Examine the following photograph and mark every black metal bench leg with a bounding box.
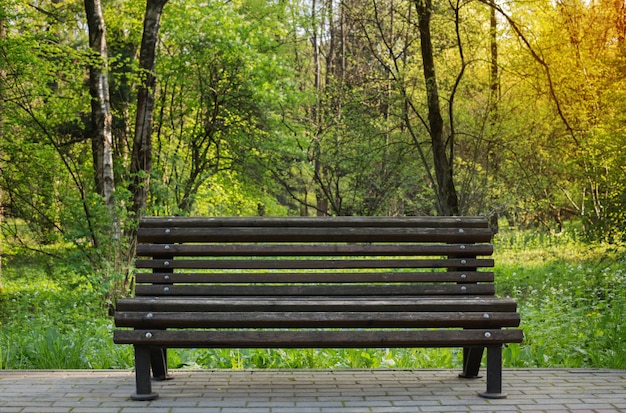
[459,346,484,378]
[150,347,173,381]
[479,345,507,399]
[131,345,159,401]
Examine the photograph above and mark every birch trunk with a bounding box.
[84,0,119,238]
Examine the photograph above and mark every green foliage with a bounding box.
[495,224,626,369]
[3,0,626,253]
[147,0,294,215]
[2,227,625,370]
[166,348,458,370]
[2,0,626,372]
[0,0,133,294]
[0,249,134,369]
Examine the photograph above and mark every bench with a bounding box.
[113,216,523,400]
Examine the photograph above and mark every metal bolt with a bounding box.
[164,245,171,250]
[163,287,170,293]
[461,286,467,292]
[164,261,170,267]
[460,245,466,249]
[146,313,153,319]
[484,332,492,338]
[165,228,171,234]
[460,274,467,280]
[458,228,465,233]
[145,332,153,338]
[164,275,170,281]
[483,313,490,319]
[461,259,467,265]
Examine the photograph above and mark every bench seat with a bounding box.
[113,216,522,400]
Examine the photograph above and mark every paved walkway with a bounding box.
[0,369,624,412]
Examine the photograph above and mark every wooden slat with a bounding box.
[114,311,521,329]
[135,243,494,258]
[134,284,495,297]
[115,296,518,313]
[139,216,490,229]
[134,258,494,270]
[135,271,495,284]
[136,227,493,244]
[113,328,524,347]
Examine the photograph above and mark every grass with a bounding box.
[495,226,626,369]
[0,225,624,370]
[0,250,133,369]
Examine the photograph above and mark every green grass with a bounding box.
[495,226,626,369]
[1,226,624,370]
[0,250,133,369]
[165,347,459,370]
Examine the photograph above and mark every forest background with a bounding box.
[0,0,625,369]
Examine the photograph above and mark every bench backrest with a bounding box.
[133,216,495,299]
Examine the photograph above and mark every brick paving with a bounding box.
[0,369,624,412]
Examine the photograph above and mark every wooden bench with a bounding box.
[113,216,522,400]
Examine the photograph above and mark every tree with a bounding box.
[0,2,5,291]
[129,0,169,220]
[84,0,119,238]
[146,0,292,216]
[480,0,626,236]
[277,0,428,216]
[414,0,459,215]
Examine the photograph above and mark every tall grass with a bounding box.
[0,250,133,369]
[1,226,624,370]
[495,226,626,369]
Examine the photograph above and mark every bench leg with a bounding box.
[131,345,159,401]
[459,346,484,378]
[479,345,507,399]
[150,347,173,381]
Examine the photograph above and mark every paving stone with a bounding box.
[272,408,321,413]
[0,369,624,412]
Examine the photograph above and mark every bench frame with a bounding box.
[114,216,522,400]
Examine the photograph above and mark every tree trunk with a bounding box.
[310,0,328,216]
[84,0,120,239]
[0,8,5,291]
[414,0,459,216]
[129,0,169,219]
[489,0,499,110]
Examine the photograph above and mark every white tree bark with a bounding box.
[84,0,119,238]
